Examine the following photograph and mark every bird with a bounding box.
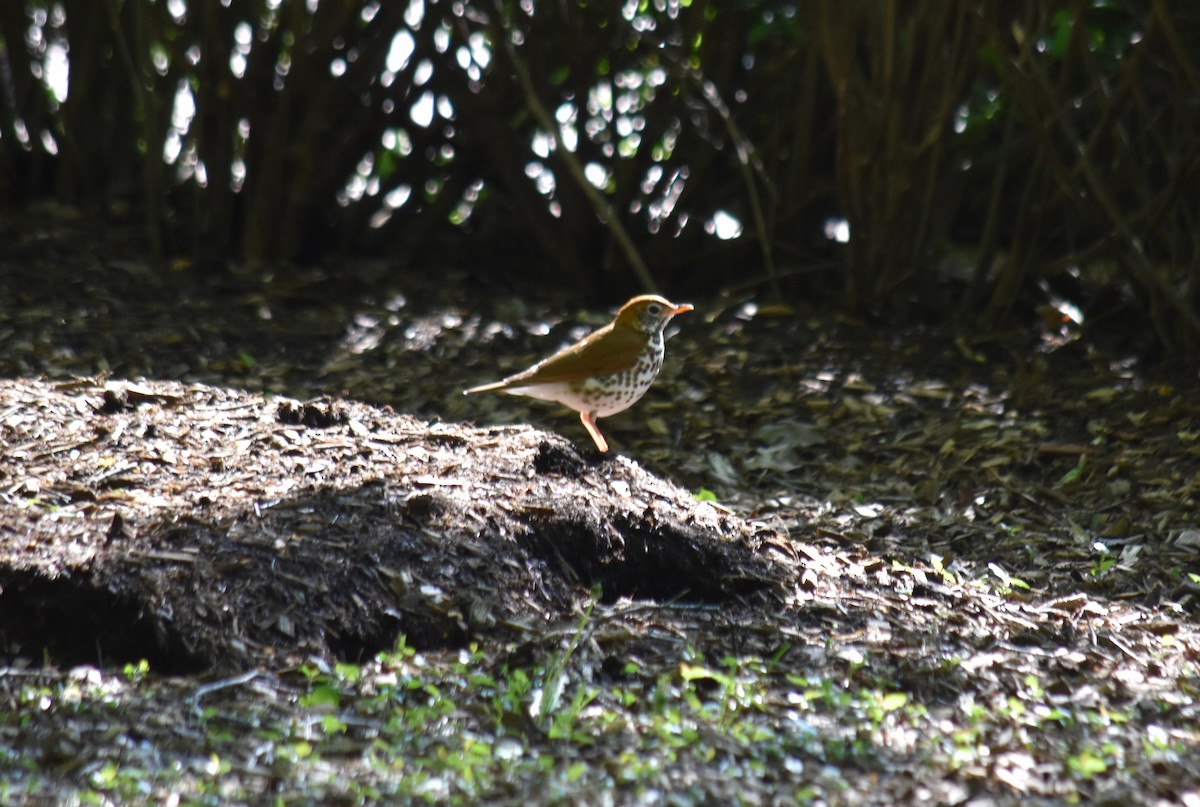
[464,295,694,452]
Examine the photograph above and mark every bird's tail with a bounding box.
[463,381,508,395]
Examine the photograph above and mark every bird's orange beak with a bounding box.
[672,303,695,315]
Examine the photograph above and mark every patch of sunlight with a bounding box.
[456,57,481,83]
[410,91,435,128]
[12,120,31,148]
[151,43,170,76]
[560,125,579,151]
[163,82,197,165]
[584,162,610,190]
[555,103,578,151]
[454,31,491,81]
[531,131,554,158]
[172,82,196,131]
[230,158,246,192]
[824,217,851,243]
[525,162,556,196]
[450,179,484,225]
[584,114,607,142]
[468,32,491,68]
[954,103,969,134]
[616,87,643,115]
[45,43,69,103]
[641,164,663,194]
[404,0,424,28]
[617,70,644,91]
[387,30,416,73]
[646,166,688,233]
[707,210,743,240]
[342,174,367,205]
[382,128,412,156]
[630,13,656,33]
[589,82,613,115]
[651,124,680,162]
[414,59,434,85]
[369,185,412,229]
[230,21,253,79]
[616,115,644,142]
[335,154,377,206]
[356,154,374,179]
[387,185,412,209]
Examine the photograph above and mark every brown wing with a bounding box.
[492,322,644,388]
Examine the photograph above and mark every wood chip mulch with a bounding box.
[0,377,785,671]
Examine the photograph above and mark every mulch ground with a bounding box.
[0,378,782,671]
[3,211,1200,803]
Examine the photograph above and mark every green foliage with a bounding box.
[0,619,1186,804]
[122,659,150,683]
[1090,543,1117,578]
[1057,456,1086,487]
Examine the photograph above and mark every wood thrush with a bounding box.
[464,295,694,452]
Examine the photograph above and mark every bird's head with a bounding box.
[615,294,694,335]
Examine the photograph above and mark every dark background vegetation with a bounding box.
[2,0,1199,350]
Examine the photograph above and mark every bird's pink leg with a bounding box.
[579,411,609,452]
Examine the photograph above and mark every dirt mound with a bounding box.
[0,379,785,671]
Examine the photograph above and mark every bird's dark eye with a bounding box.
[647,303,662,316]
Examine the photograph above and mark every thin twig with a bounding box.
[500,25,659,294]
[193,670,261,716]
[693,77,780,299]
